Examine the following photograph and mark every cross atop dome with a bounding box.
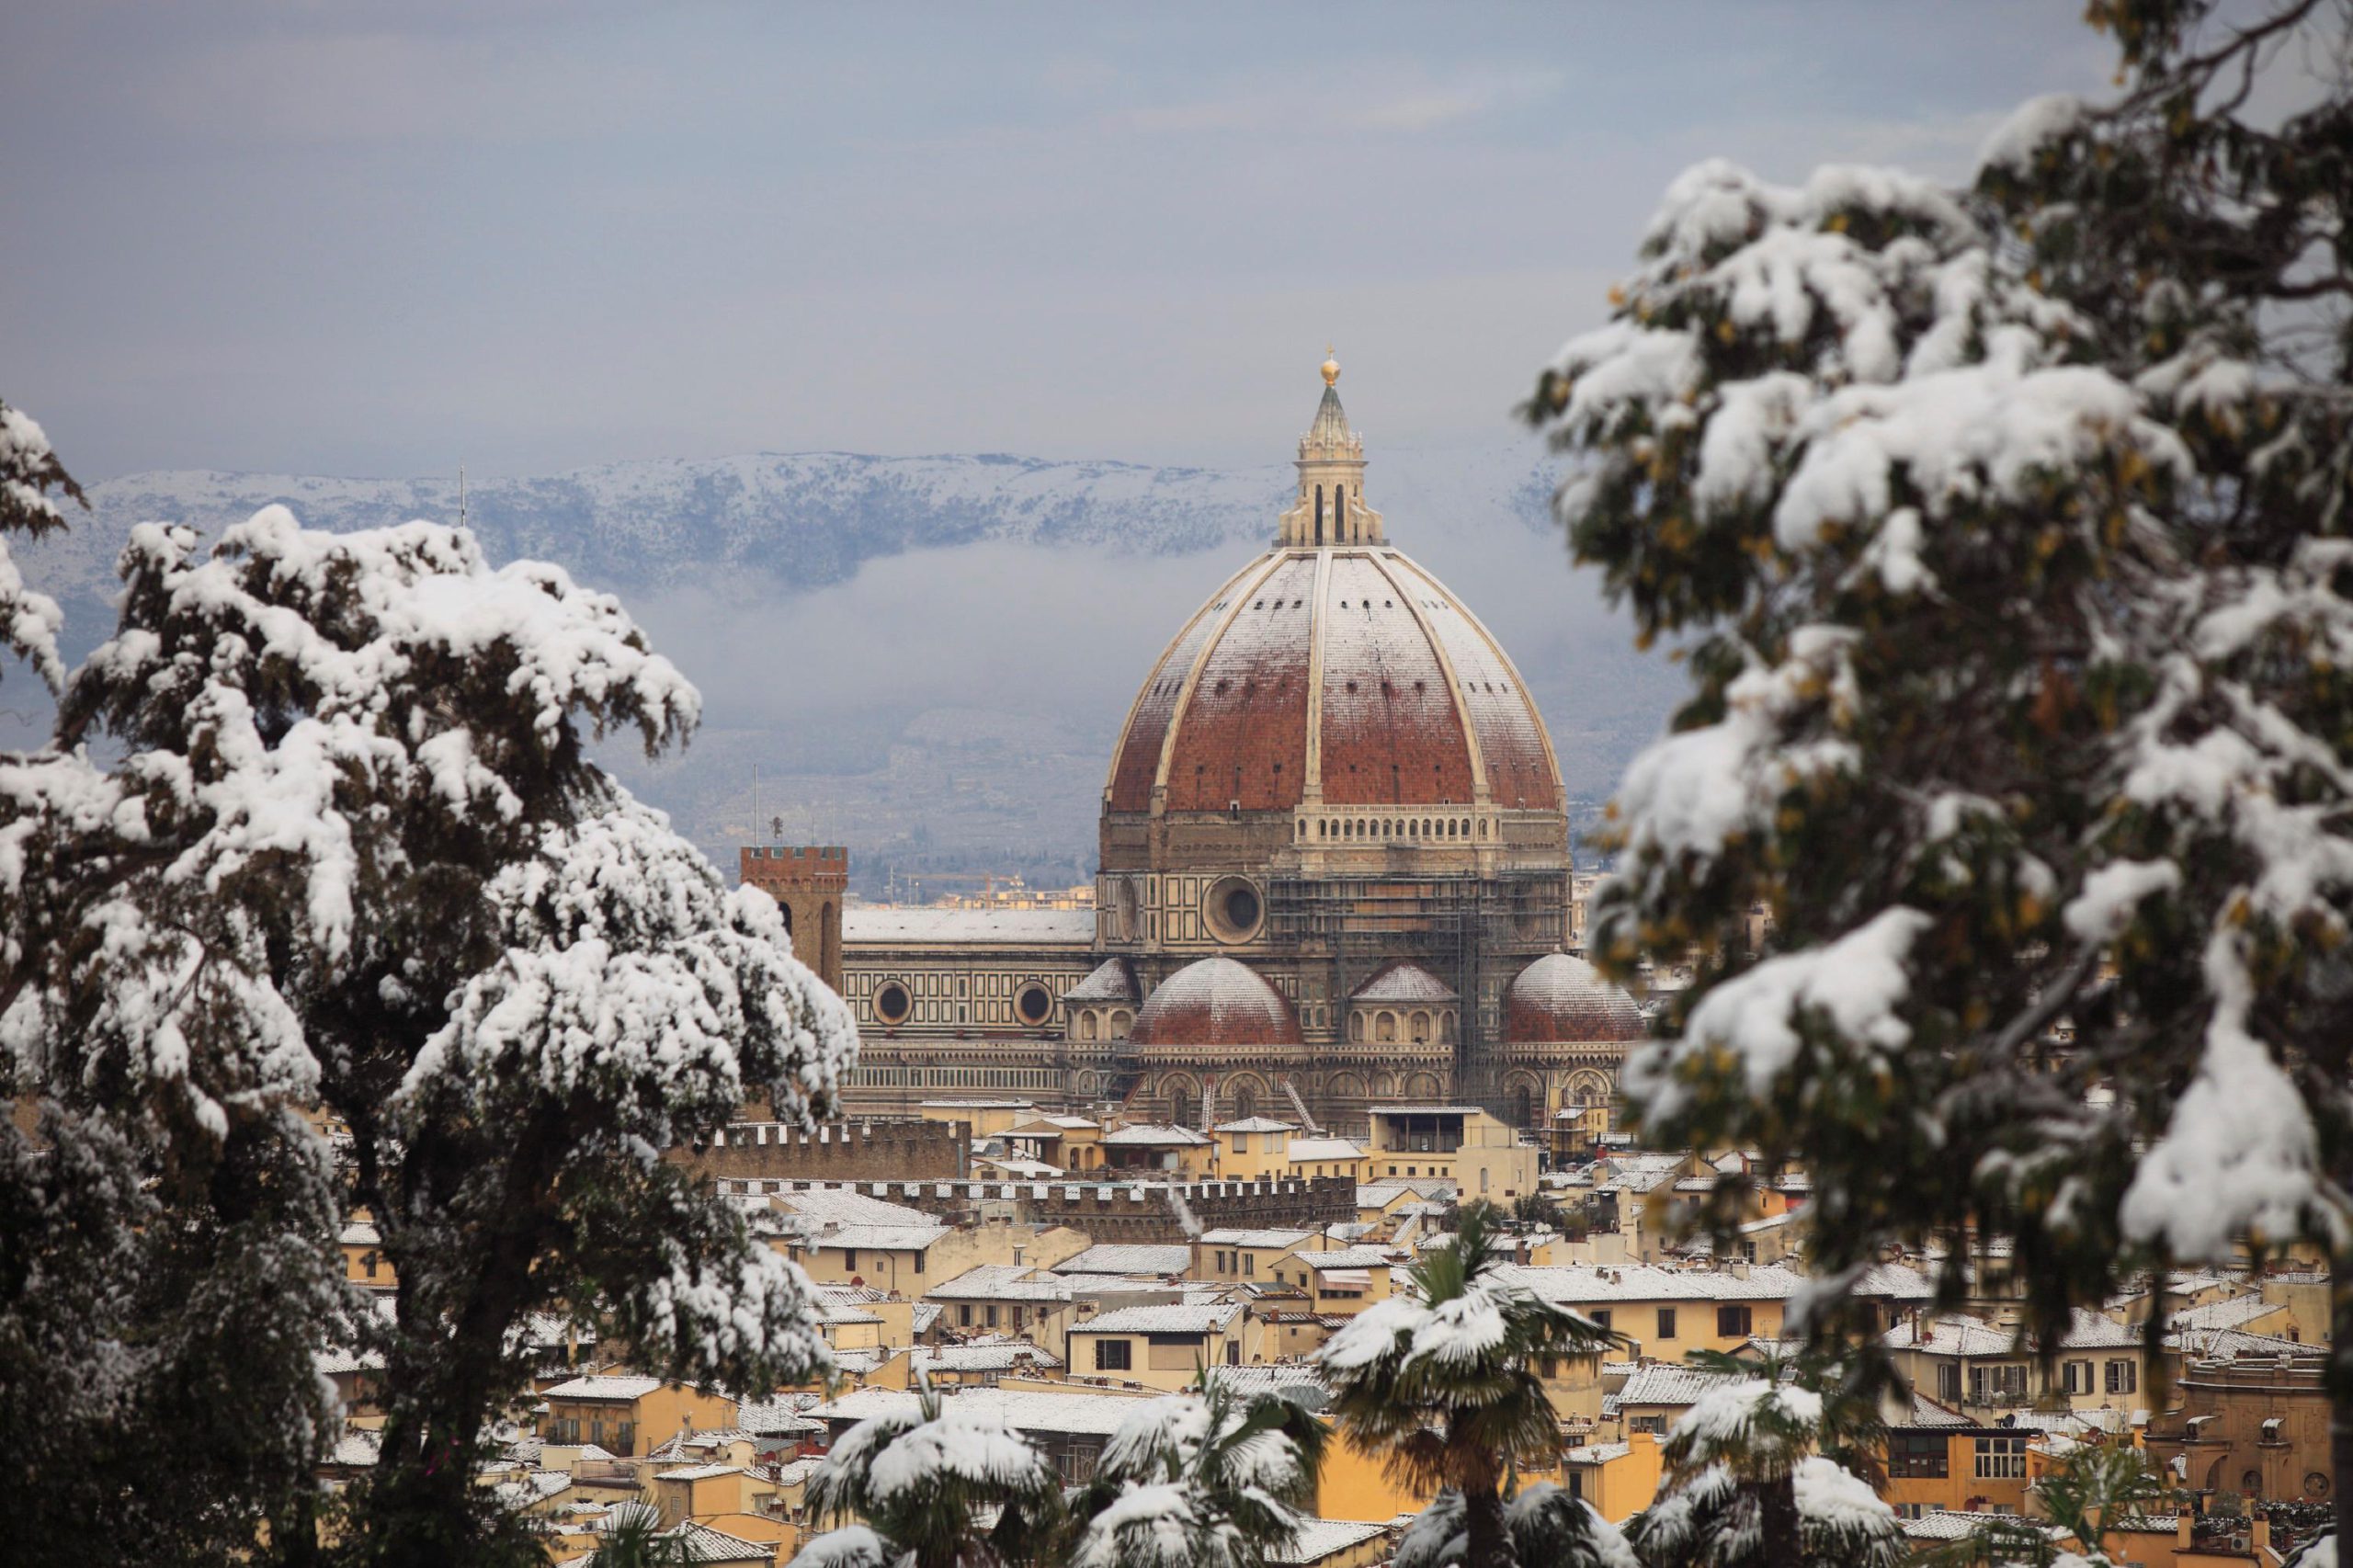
[1279,351,1383,548]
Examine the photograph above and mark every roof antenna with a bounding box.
[458,462,467,529]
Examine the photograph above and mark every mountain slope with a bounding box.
[14,444,1674,887]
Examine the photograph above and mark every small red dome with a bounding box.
[1130,958,1303,1049]
[1505,953,1644,1044]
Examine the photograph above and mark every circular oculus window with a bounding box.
[872,982,912,1026]
[1204,876,1264,943]
[1016,983,1053,1026]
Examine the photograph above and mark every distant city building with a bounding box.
[832,359,1644,1131]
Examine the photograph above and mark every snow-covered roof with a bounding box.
[2058,1310,2143,1348]
[925,1265,1071,1302]
[1617,1363,1733,1408]
[1902,1513,2069,1544]
[543,1375,668,1401]
[1498,1263,1805,1302]
[1053,1244,1192,1276]
[904,1341,1064,1372]
[1062,956,1140,1003]
[1203,1363,1331,1408]
[1290,1138,1368,1164]
[1212,1116,1298,1133]
[654,1462,750,1483]
[1273,1518,1391,1564]
[1882,1314,2018,1357]
[1851,1262,1935,1300]
[1900,1392,1974,1428]
[844,907,1095,945]
[1199,1227,1314,1249]
[330,1429,382,1468]
[1566,1441,1632,1464]
[2170,1327,2322,1362]
[768,1187,939,1230]
[659,1521,777,1563]
[1073,1301,1244,1335]
[1295,1247,1394,1271]
[800,1223,949,1253]
[808,1386,1150,1438]
[339,1220,381,1245]
[1100,1123,1213,1146]
[736,1395,822,1437]
[1008,1114,1101,1133]
[2166,1294,2284,1332]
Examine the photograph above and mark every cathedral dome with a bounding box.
[1505,953,1644,1044]
[1129,957,1303,1049]
[1103,365,1562,821]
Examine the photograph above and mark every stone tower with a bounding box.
[740,845,847,994]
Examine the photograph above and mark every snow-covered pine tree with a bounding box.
[1,466,858,1563]
[0,397,76,690]
[1525,0,2352,1538]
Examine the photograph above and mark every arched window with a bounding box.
[1410,1010,1431,1043]
[1336,483,1347,539]
[1376,1012,1397,1043]
[1315,485,1324,544]
[1348,1012,1365,1042]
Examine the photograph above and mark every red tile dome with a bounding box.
[1102,369,1563,822]
[1129,958,1303,1049]
[1505,953,1644,1044]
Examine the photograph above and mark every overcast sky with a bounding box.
[4,2,2121,483]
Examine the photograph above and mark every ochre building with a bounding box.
[825,358,1643,1131]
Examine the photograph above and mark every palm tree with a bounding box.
[1392,1482,1638,1568]
[1066,1369,1327,1568]
[585,1505,691,1567]
[791,1381,1062,1568]
[1628,1365,1903,1568]
[1316,1204,1620,1568]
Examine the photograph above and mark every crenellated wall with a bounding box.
[676,1118,972,1182]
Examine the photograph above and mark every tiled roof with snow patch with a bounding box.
[1212,1116,1299,1133]
[654,1462,749,1483]
[1074,1301,1244,1335]
[906,1341,1063,1371]
[925,1265,1071,1301]
[543,1375,668,1401]
[1882,1314,2019,1357]
[1902,1513,2068,1544]
[1617,1363,1734,1408]
[1273,1518,1391,1564]
[1289,1138,1368,1164]
[1297,1247,1394,1270]
[808,1386,1151,1438]
[1199,1227,1314,1249]
[2167,1294,2285,1331]
[1497,1263,1806,1302]
[1100,1123,1213,1146]
[1053,1244,1192,1276]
